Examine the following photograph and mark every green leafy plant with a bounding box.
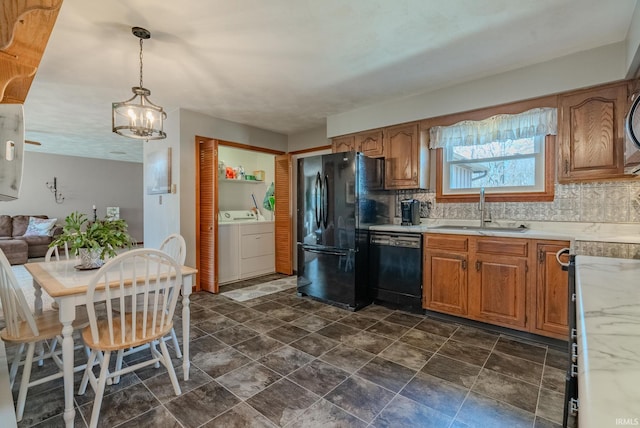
[50,211,134,259]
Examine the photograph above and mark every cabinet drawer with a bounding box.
[241,232,274,258]
[241,223,274,235]
[425,234,468,252]
[474,238,528,257]
[240,254,275,277]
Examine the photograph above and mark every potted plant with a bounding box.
[50,211,134,268]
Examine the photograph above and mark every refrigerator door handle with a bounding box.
[300,244,349,257]
[315,172,322,229]
[323,174,329,229]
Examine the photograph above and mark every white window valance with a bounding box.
[429,107,557,149]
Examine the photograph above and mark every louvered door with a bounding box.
[274,154,293,274]
[197,138,218,293]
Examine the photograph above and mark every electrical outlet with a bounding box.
[159,195,162,205]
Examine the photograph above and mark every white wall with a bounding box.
[2,151,143,241]
[327,42,629,137]
[626,1,640,77]
[288,125,329,152]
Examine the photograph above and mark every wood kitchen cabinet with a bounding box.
[558,81,628,182]
[468,238,529,329]
[423,234,469,315]
[383,122,428,189]
[331,135,356,153]
[423,233,569,338]
[355,129,384,158]
[532,241,570,339]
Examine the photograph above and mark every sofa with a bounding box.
[0,215,62,265]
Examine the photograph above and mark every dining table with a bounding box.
[24,257,197,428]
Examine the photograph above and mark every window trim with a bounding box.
[435,135,555,203]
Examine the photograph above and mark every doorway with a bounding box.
[196,138,289,293]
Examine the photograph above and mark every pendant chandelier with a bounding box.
[112,27,166,141]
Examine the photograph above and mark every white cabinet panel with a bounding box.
[218,224,240,284]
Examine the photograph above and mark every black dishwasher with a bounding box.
[369,231,423,311]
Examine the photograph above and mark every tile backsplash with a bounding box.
[395,181,640,259]
[396,181,640,224]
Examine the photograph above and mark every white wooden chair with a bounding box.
[78,248,182,428]
[44,242,71,263]
[159,234,186,358]
[0,248,88,422]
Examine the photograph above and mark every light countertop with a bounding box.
[575,255,640,427]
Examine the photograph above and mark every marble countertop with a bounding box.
[575,255,640,427]
[370,223,575,241]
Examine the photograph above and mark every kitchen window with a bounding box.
[430,107,557,202]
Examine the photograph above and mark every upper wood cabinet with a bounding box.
[383,122,428,189]
[331,135,356,153]
[557,82,628,182]
[355,130,384,158]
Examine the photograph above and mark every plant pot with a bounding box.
[78,248,104,269]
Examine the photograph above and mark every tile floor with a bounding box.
[6,273,572,427]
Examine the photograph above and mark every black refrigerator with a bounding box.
[297,152,384,310]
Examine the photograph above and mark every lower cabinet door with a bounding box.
[424,250,468,315]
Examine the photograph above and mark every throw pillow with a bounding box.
[23,217,58,237]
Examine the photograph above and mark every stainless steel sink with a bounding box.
[429,225,528,233]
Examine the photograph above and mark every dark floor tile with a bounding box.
[455,391,535,428]
[288,359,349,396]
[189,334,228,359]
[400,372,468,417]
[450,325,499,350]
[437,339,491,367]
[316,322,361,342]
[290,314,334,332]
[193,346,251,378]
[251,301,287,313]
[338,314,379,330]
[212,324,259,346]
[541,365,565,393]
[265,306,307,322]
[165,381,240,428]
[349,331,395,354]
[319,345,375,373]
[366,320,410,338]
[422,354,481,388]
[314,305,350,322]
[14,384,67,427]
[115,405,182,428]
[242,315,285,333]
[357,304,395,320]
[246,378,319,427]
[203,403,277,428]
[534,415,563,428]
[189,307,220,325]
[143,364,212,403]
[258,345,314,376]
[356,356,416,392]
[211,301,247,315]
[378,341,433,371]
[217,362,281,400]
[472,368,540,413]
[224,307,262,323]
[545,348,569,371]
[270,294,303,307]
[288,399,367,428]
[536,388,564,425]
[289,333,339,357]
[495,336,547,364]
[79,383,160,428]
[265,324,309,344]
[382,311,424,328]
[372,394,453,428]
[192,314,238,334]
[292,299,327,312]
[484,352,544,385]
[29,408,86,428]
[325,375,395,423]
[413,316,459,338]
[233,334,285,360]
[398,328,446,352]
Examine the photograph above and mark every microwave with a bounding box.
[625,93,640,174]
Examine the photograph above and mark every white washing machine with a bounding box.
[218,210,257,284]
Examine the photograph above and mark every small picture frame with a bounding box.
[146,148,172,194]
[106,207,120,220]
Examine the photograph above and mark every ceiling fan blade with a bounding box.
[25,140,42,146]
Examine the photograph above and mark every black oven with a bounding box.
[369,231,423,312]
[560,251,578,427]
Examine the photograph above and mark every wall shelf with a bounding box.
[219,178,265,184]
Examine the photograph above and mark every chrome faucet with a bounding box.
[479,187,486,228]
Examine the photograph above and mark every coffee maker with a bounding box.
[401,199,421,225]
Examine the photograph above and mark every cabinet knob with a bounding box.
[462,259,467,270]
[564,160,569,174]
[475,260,481,271]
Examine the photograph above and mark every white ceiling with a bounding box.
[22,0,638,163]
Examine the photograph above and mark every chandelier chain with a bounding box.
[139,38,144,88]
